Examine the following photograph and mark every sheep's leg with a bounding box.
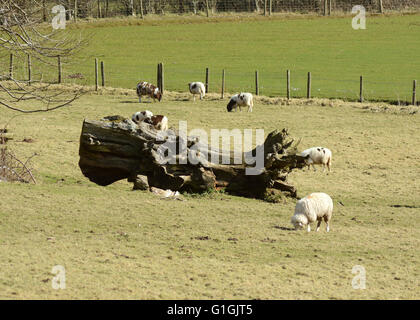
[307,224,311,232]
[316,220,322,232]
[324,216,330,232]
[138,95,142,103]
[312,164,317,171]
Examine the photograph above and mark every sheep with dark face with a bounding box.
[227,92,254,112]
[136,81,162,103]
[132,110,153,123]
[291,192,333,232]
[188,82,206,101]
[301,147,332,172]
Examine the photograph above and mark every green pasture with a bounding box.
[0,89,419,299]
[13,13,419,103]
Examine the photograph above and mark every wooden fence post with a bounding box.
[160,63,164,94]
[95,58,99,91]
[9,53,13,79]
[100,61,105,87]
[27,54,32,85]
[328,0,332,15]
[269,0,272,15]
[287,70,291,100]
[221,69,225,99]
[264,0,267,16]
[205,67,209,94]
[58,55,62,84]
[157,63,160,89]
[359,75,363,103]
[157,63,164,94]
[323,0,327,16]
[307,72,311,99]
[413,80,417,106]
[255,70,259,96]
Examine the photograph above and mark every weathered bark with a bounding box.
[78,116,309,201]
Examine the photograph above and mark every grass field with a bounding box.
[14,12,419,103]
[0,88,419,299]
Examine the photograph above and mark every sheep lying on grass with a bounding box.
[291,192,333,232]
[301,147,332,172]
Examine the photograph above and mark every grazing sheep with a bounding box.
[188,82,206,101]
[227,92,254,112]
[301,147,332,172]
[291,192,333,232]
[136,81,162,103]
[132,110,153,123]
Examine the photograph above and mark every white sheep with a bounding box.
[301,147,332,172]
[227,92,254,112]
[188,82,206,101]
[291,192,333,232]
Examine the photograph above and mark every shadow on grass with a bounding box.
[273,225,295,231]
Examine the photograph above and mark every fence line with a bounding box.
[1,55,418,105]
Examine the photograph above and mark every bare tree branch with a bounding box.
[0,0,86,113]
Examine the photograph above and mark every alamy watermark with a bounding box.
[352,5,366,30]
[351,265,366,289]
[52,5,66,30]
[51,265,66,289]
[155,121,265,176]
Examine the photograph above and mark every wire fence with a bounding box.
[2,54,417,105]
[43,0,420,20]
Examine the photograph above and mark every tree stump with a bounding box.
[78,116,309,201]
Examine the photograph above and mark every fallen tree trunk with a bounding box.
[78,116,309,201]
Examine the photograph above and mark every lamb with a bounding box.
[291,192,333,232]
[301,147,332,172]
[226,92,254,112]
[188,82,206,101]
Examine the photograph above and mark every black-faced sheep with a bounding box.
[227,92,254,112]
[136,81,162,103]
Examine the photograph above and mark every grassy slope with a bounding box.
[45,13,420,102]
[0,90,419,299]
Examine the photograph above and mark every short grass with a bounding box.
[0,89,419,299]
[19,13,420,103]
